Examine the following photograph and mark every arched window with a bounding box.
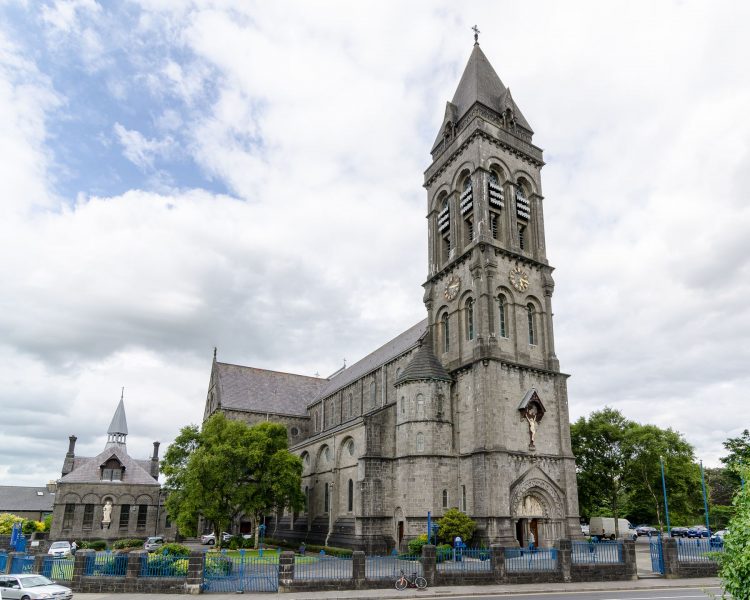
[347,479,354,512]
[461,485,467,511]
[498,294,507,338]
[442,312,450,353]
[518,224,526,250]
[461,177,474,244]
[324,483,329,513]
[416,393,425,418]
[488,172,504,240]
[442,489,448,508]
[437,394,444,416]
[527,303,536,345]
[400,396,405,415]
[347,393,353,418]
[438,193,450,263]
[416,432,425,453]
[347,439,355,456]
[370,381,377,407]
[465,298,475,341]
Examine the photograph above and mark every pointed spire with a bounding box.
[105,389,129,449]
[451,44,507,122]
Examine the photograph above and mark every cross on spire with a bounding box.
[472,24,480,45]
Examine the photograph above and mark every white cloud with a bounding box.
[113,123,176,170]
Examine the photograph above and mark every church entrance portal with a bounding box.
[515,518,540,547]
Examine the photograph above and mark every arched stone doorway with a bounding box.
[394,507,405,550]
[510,477,564,548]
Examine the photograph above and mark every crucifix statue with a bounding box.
[472,25,480,45]
[525,404,539,446]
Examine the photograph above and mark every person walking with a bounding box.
[528,531,535,550]
[71,540,77,556]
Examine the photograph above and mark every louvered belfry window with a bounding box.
[488,173,504,209]
[516,185,531,221]
[460,178,473,216]
[437,197,450,233]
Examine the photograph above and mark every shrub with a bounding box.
[437,508,476,545]
[716,468,750,600]
[42,515,53,532]
[0,513,23,535]
[436,544,452,562]
[159,542,190,556]
[205,554,232,576]
[407,534,428,555]
[112,538,145,550]
[80,540,107,551]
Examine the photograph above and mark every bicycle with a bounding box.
[394,569,427,590]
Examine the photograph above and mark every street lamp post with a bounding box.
[660,456,671,535]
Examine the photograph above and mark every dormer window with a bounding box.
[101,457,124,481]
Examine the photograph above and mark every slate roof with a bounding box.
[216,363,328,416]
[59,445,158,486]
[0,486,54,513]
[107,396,128,435]
[312,319,428,403]
[394,333,452,385]
[432,44,532,151]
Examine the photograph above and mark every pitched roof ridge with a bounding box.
[216,361,327,382]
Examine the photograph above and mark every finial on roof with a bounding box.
[120,386,124,401]
[343,358,347,368]
[472,24,480,45]
[213,347,217,361]
[106,390,129,450]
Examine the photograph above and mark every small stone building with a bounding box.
[49,394,173,542]
[203,42,582,552]
[0,484,55,521]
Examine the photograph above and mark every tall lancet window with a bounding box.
[442,312,450,353]
[461,177,474,245]
[527,303,537,345]
[437,194,451,263]
[465,298,475,341]
[498,294,508,338]
[488,172,504,240]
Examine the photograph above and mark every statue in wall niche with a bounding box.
[525,404,539,446]
[102,499,113,528]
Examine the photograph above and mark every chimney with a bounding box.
[150,441,160,479]
[62,435,77,477]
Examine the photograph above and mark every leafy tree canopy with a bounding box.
[720,429,750,481]
[572,408,702,531]
[717,467,750,600]
[162,413,304,542]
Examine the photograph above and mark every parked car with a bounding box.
[200,531,233,545]
[635,525,658,537]
[0,573,73,599]
[47,540,72,558]
[144,536,164,551]
[687,525,710,538]
[670,526,689,537]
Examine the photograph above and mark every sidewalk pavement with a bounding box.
[73,576,722,600]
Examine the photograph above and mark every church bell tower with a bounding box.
[422,37,581,545]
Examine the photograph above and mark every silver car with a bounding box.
[47,541,72,558]
[0,573,73,599]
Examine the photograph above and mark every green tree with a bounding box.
[162,413,305,546]
[0,513,23,534]
[720,429,750,484]
[437,508,476,545]
[571,408,631,533]
[716,468,750,600]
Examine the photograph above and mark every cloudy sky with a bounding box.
[1,0,748,487]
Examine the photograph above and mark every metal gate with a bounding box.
[203,552,278,593]
[649,537,664,574]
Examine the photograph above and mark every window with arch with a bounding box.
[416,432,425,453]
[347,479,354,512]
[437,394,444,416]
[437,193,450,263]
[314,410,319,432]
[370,381,377,408]
[442,312,450,353]
[488,171,504,240]
[461,485,467,512]
[347,393,353,418]
[527,303,537,345]
[82,504,94,530]
[442,489,448,508]
[416,393,425,418]
[498,294,508,338]
[346,439,355,456]
[516,182,531,221]
[400,396,405,415]
[63,504,75,529]
[465,298,475,341]
[324,483,329,513]
[518,224,527,251]
[461,177,474,244]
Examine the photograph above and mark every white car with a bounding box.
[0,573,73,599]
[200,531,232,545]
[47,540,72,558]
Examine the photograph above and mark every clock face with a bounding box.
[509,266,530,292]
[444,275,461,301]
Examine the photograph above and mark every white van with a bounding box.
[588,517,637,541]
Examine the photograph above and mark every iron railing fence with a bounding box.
[572,541,623,564]
[42,556,75,580]
[85,552,129,576]
[505,547,557,572]
[364,555,422,580]
[436,547,492,573]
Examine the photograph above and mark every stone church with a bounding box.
[203,41,581,552]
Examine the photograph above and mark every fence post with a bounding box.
[421,544,436,587]
[352,550,365,588]
[33,553,45,574]
[71,549,93,591]
[490,544,505,582]
[126,550,145,593]
[662,537,679,579]
[557,539,571,582]
[185,550,204,595]
[622,539,637,579]
[278,550,295,593]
